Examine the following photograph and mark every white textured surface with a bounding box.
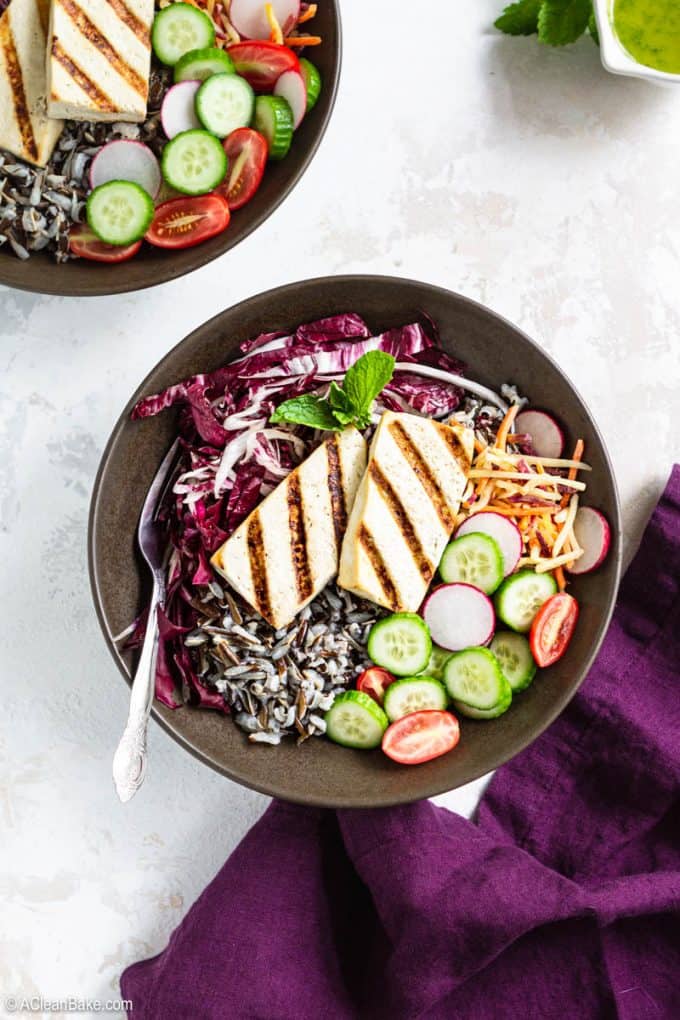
[1,1,679,1013]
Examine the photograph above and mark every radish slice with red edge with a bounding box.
[161,80,201,140]
[455,511,522,577]
[514,410,564,458]
[273,69,306,128]
[89,140,161,199]
[422,584,495,652]
[229,0,300,40]
[568,506,611,574]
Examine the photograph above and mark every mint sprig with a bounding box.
[495,0,598,46]
[270,350,396,432]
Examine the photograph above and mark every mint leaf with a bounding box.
[270,394,340,431]
[495,0,542,35]
[538,0,591,46]
[341,350,395,421]
[588,9,599,44]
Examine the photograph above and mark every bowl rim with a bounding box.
[88,274,623,806]
[0,7,342,298]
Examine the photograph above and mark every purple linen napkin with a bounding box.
[122,467,680,1020]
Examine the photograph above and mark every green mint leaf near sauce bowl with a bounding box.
[593,0,680,83]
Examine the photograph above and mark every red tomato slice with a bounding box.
[356,667,396,706]
[217,128,268,210]
[529,592,579,667]
[227,41,300,92]
[382,711,460,765]
[145,195,230,250]
[68,224,142,263]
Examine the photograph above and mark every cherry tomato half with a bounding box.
[68,224,142,263]
[227,41,300,92]
[357,667,396,706]
[382,710,460,765]
[145,195,230,250]
[529,592,579,668]
[216,129,268,211]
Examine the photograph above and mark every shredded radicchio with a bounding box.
[128,313,467,710]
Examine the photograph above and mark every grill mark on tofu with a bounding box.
[0,20,38,163]
[286,472,313,603]
[358,524,400,609]
[325,435,346,552]
[58,0,148,96]
[389,420,455,531]
[105,0,151,46]
[368,461,434,583]
[436,423,472,472]
[246,513,272,621]
[51,38,117,111]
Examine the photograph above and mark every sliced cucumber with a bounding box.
[495,570,558,633]
[195,73,254,138]
[152,3,215,67]
[420,645,452,682]
[174,46,235,83]
[444,647,512,719]
[253,95,294,160]
[161,129,227,195]
[383,676,448,722]
[367,613,432,677]
[325,690,388,749]
[439,533,504,595]
[86,180,154,246]
[299,58,322,111]
[490,632,537,693]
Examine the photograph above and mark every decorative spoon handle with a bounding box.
[112,581,163,803]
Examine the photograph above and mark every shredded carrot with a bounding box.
[554,566,567,591]
[284,34,322,45]
[298,3,318,22]
[473,437,487,455]
[561,438,585,506]
[265,3,284,43]
[494,404,519,453]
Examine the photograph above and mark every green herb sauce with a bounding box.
[613,0,680,74]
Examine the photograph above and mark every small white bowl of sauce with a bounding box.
[593,0,680,85]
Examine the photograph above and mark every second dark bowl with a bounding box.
[0,5,340,297]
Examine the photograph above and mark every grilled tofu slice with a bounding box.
[338,412,474,612]
[211,429,368,630]
[0,0,63,167]
[47,0,154,123]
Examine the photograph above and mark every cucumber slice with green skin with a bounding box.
[420,645,452,682]
[195,73,255,138]
[439,533,504,595]
[174,46,235,83]
[161,129,227,195]
[495,570,558,633]
[490,632,537,692]
[299,58,322,111]
[383,676,448,722]
[152,3,215,66]
[253,95,294,160]
[325,690,388,749]
[86,180,154,246]
[367,613,432,677]
[444,648,513,719]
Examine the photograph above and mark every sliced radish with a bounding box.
[455,512,522,577]
[422,584,495,652]
[89,140,161,199]
[514,410,564,458]
[161,80,202,140]
[568,507,611,575]
[273,69,306,128]
[230,0,300,40]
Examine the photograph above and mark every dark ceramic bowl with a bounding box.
[89,276,622,807]
[0,8,340,297]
